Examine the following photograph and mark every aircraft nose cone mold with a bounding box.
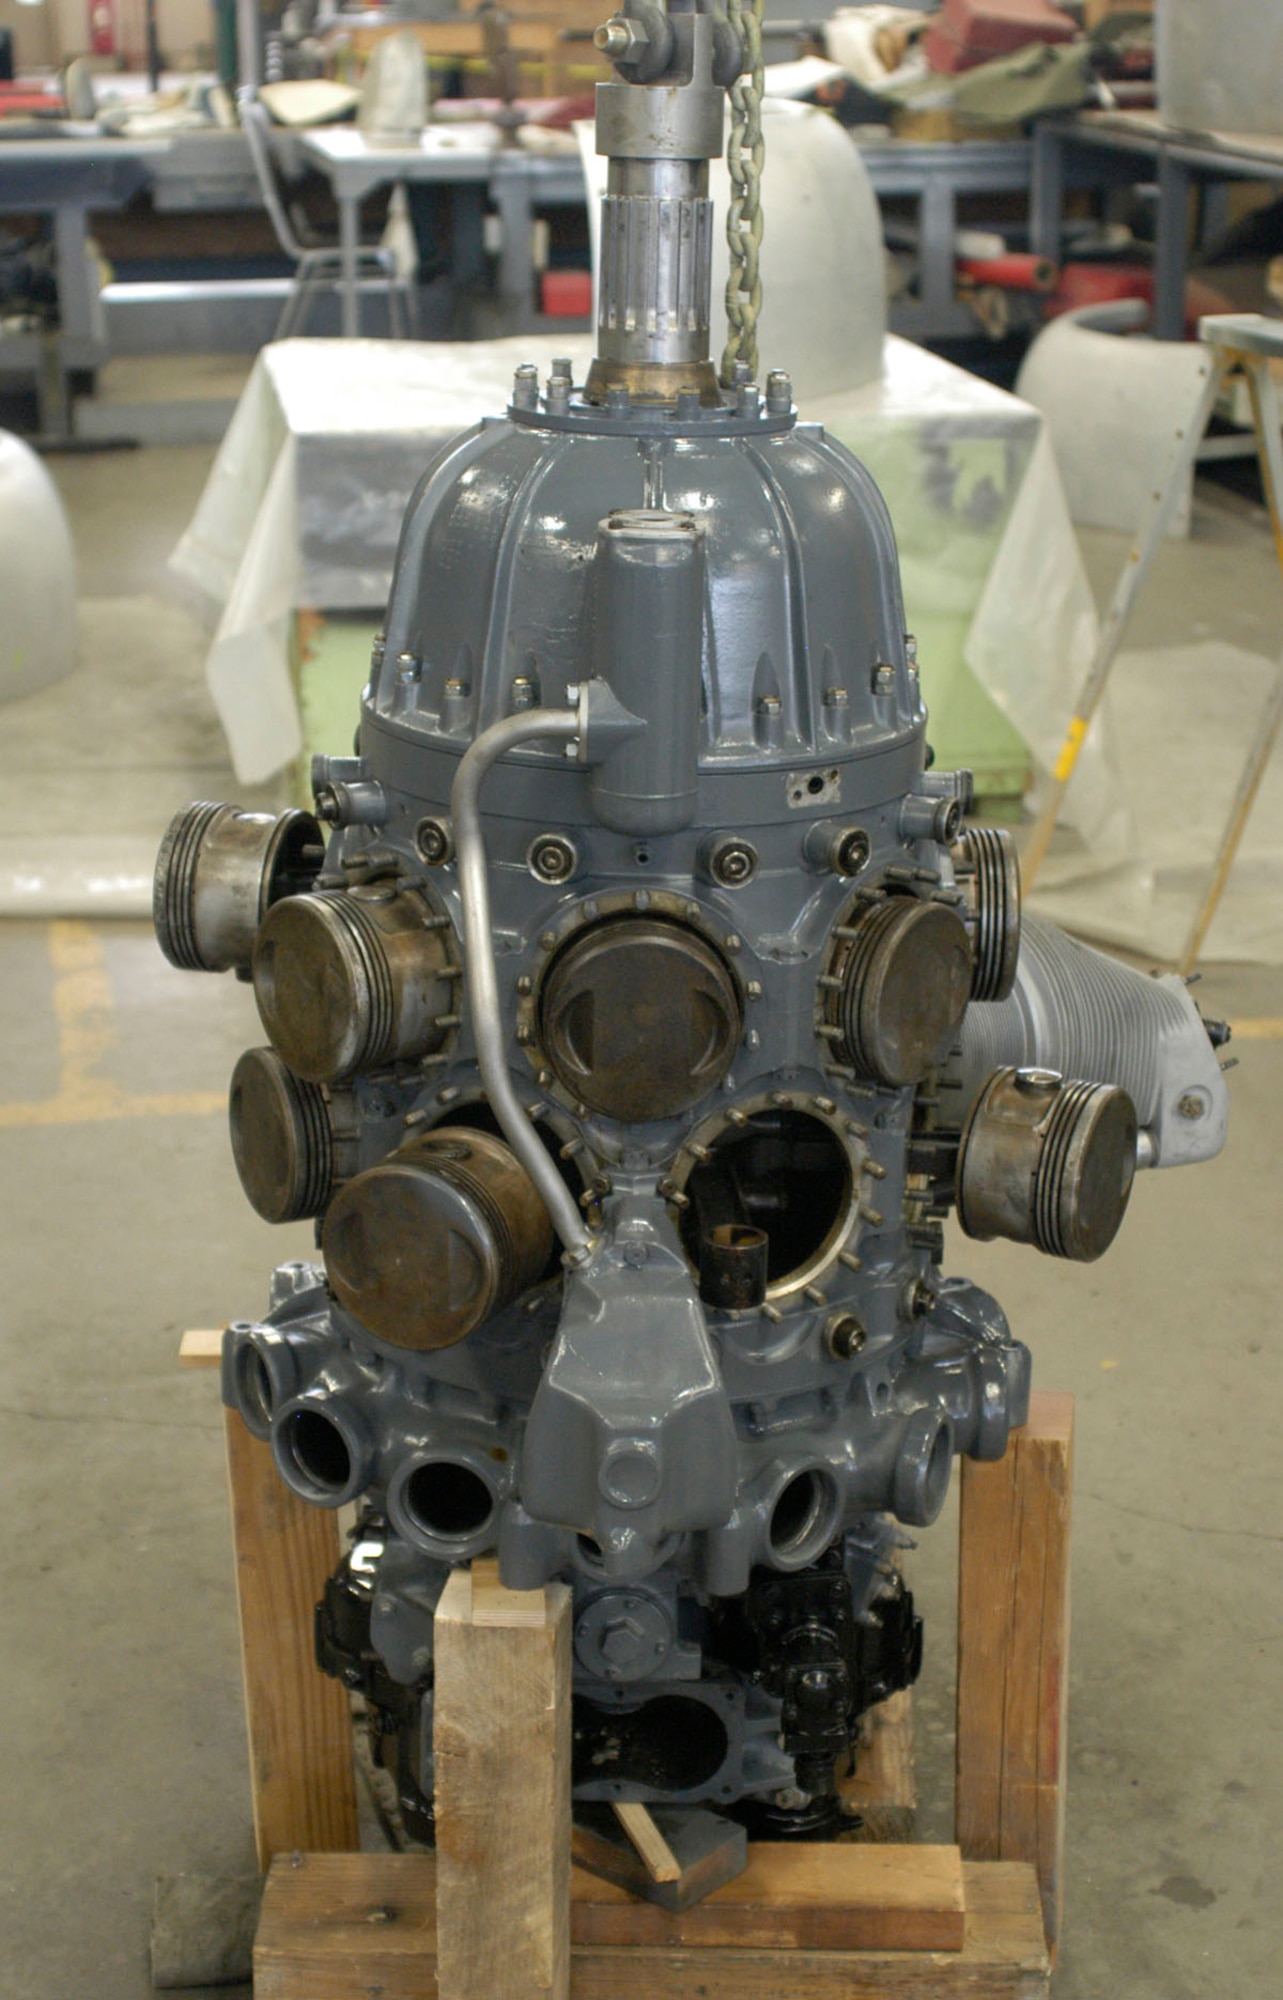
[156,4,1230,1840]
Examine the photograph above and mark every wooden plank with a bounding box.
[254,1854,1049,2000]
[434,1565,573,2000]
[255,1851,434,1999]
[839,1686,917,1842]
[956,1390,1073,1959]
[570,1842,965,1952]
[610,1802,682,1884]
[223,1410,359,1870]
[179,1328,223,1367]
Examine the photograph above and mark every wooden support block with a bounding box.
[839,1686,918,1842]
[223,1411,359,1870]
[434,1564,573,2000]
[255,1852,434,1999]
[254,1852,1050,1999]
[468,1552,550,1627]
[179,1328,223,1367]
[570,1842,965,1953]
[956,1389,1074,1957]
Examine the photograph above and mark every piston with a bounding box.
[957,1066,1138,1262]
[154,802,323,973]
[252,884,458,1083]
[322,1125,554,1349]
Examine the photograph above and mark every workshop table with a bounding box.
[1031,109,1283,340]
[856,137,1035,342]
[0,130,166,428]
[295,124,586,335]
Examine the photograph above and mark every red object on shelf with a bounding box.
[88,0,116,58]
[1044,263,1235,338]
[540,269,593,318]
[924,0,1077,75]
[0,82,66,117]
[957,252,1057,293]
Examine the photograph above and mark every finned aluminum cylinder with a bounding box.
[589,509,705,833]
[957,1066,1138,1263]
[947,914,1229,1166]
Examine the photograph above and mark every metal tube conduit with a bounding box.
[450,707,594,1260]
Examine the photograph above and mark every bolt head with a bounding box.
[834,827,871,876]
[710,836,758,888]
[595,14,649,60]
[826,1311,866,1360]
[599,1616,646,1668]
[414,817,453,867]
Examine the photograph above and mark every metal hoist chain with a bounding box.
[720,0,765,387]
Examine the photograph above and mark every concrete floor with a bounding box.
[0,442,1279,1998]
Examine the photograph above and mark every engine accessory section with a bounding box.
[157,0,1229,1841]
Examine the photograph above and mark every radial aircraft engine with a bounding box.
[156,0,1230,1838]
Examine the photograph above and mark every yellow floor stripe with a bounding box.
[0,920,224,1130]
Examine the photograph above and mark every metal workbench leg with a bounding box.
[43,202,104,442]
[52,201,100,348]
[1153,152,1192,340]
[918,177,956,328]
[1029,125,1065,265]
[337,192,361,338]
[492,162,535,316]
[451,185,487,291]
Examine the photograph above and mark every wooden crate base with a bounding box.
[254,1851,1050,2000]
[185,1329,1068,1997]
